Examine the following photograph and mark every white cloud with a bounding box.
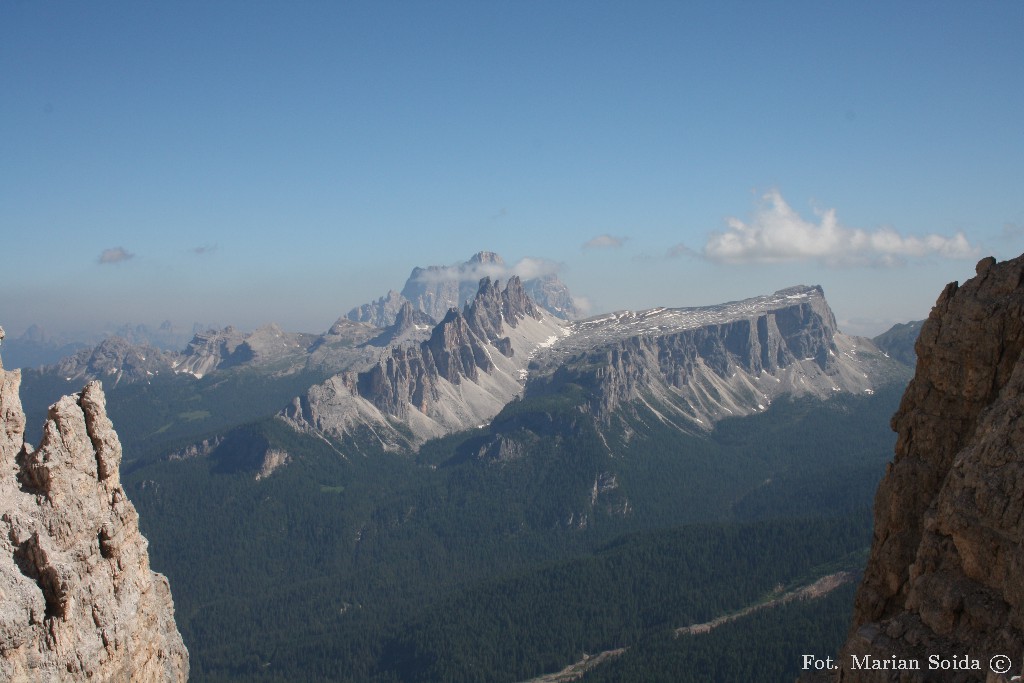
[411,263,503,286]
[572,295,593,315]
[702,190,979,266]
[97,247,134,264]
[582,234,626,250]
[510,257,561,280]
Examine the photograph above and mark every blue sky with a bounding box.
[2,1,1022,340]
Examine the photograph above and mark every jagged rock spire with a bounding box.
[0,339,189,681]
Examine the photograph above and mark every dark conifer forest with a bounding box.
[119,382,903,681]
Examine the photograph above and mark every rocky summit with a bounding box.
[283,275,566,450]
[0,327,188,682]
[832,255,1024,682]
[525,285,906,431]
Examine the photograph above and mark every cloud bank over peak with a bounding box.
[700,190,979,266]
[410,254,562,286]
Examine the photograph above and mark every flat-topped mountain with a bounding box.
[523,285,905,432]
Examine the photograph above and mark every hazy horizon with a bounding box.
[0,247,974,343]
[3,2,1021,341]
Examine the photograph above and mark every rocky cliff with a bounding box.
[0,327,189,681]
[834,255,1024,682]
[526,286,905,431]
[290,282,907,455]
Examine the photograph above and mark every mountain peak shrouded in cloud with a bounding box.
[699,190,979,266]
[583,234,626,250]
[405,252,562,288]
[347,252,580,326]
[97,247,134,265]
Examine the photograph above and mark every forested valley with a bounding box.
[117,382,904,682]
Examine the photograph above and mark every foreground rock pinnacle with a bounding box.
[833,254,1024,682]
[0,331,189,681]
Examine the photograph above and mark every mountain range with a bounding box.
[1,321,207,371]
[16,252,908,476]
[3,250,944,682]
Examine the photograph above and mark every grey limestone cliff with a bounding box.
[400,251,507,323]
[289,282,906,453]
[526,285,906,431]
[0,326,189,682]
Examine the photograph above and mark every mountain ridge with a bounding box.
[520,284,905,435]
[15,258,909,485]
[279,279,908,475]
[282,275,566,450]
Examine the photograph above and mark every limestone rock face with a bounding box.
[526,285,904,431]
[835,254,1024,682]
[0,336,188,682]
[400,251,509,324]
[522,273,581,320]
